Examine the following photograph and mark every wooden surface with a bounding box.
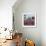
[0,33,23,46]
[0,39,16,46]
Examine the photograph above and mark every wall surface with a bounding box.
[13,0,42,46]
[41,0,46,46]
[0,0,17,30]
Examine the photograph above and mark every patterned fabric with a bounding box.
[25,40,35,46]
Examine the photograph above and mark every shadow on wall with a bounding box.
[12,0,41,46]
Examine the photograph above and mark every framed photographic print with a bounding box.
[22,12,36,27]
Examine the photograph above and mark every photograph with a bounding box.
[22,12,36,27]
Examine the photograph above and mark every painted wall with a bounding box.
[13,0,41,46]
[0,0,17,30]
[41,0,46,46]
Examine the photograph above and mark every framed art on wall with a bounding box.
[22,12,36,27]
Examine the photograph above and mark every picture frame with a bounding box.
[22,12,36,27]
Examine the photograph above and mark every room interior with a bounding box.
[0,0,46,46]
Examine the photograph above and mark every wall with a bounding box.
[13,0,41,46]
[0,0,17,30]
[41,0,46,46]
